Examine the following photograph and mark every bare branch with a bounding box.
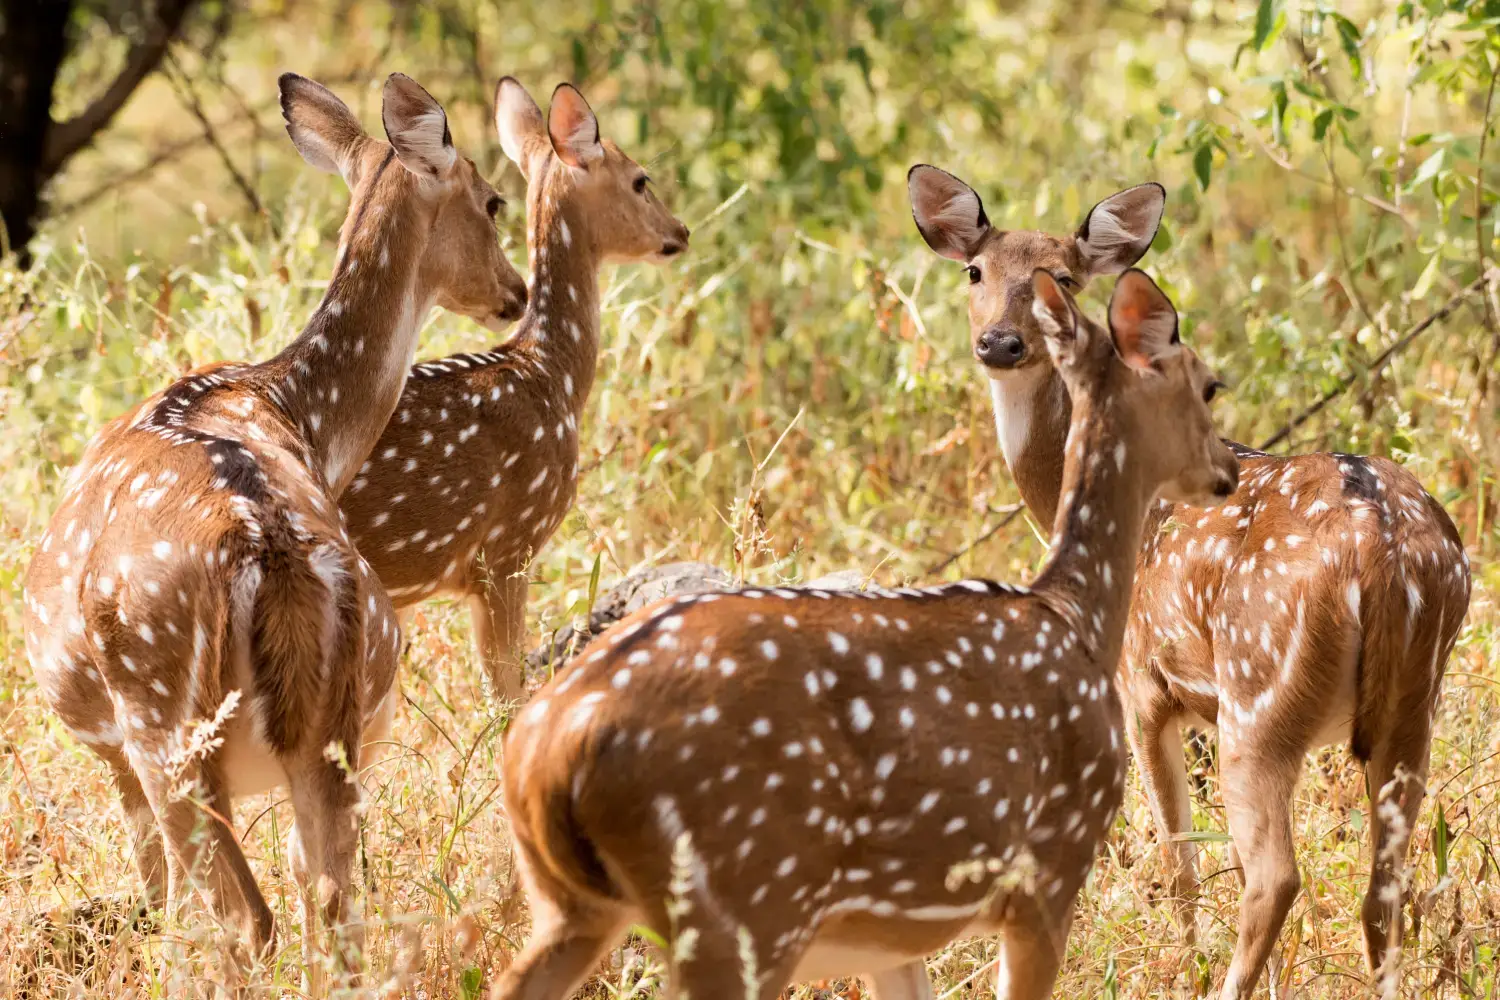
[42,0,200,175]
[1259,273,1489,452]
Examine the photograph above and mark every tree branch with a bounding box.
[1259,273,1489,452]
[42,0,200,175]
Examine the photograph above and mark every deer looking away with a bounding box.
[908,165,1472,998]
[492,270,1238,1000]
[339,78,690,702]
[20,72,526,983]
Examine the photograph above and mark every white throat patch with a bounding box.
[988,365,1049,472]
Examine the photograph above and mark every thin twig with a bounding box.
[163,50,275,235]
[923,505,1026,578]
[41,0,199,172]
[1259,273,1488,451]
[1475,50,1500,399]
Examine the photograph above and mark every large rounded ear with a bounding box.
[1032,269,1084,363]
[495,76,547,179]
[1075,182,1166,278]
[279,73,367,183]
[908,164,992,261]
[1107,269,1180,371]
[382,73,457,178]
[548,83,603,168]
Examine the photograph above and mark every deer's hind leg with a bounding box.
[469,571,528,703]
[866,960,935,999]
[1123,689,1200,948]
[132,742,274,969]
[1216,740,1302,1000]
[994,897,1076,1000]
[489,844,629,1000]
[100,746,166,907]
[1360,714,1432,993]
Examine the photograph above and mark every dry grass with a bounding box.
[2,198,1498,999]
[5,0,1500,995]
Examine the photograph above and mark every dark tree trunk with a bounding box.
[0,0,201,264]
[0,0,73,262]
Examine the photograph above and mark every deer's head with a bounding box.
[908,165,1164,377]
[495,79,690,264]
[1033,268,1238,506]
[280,72,528,331]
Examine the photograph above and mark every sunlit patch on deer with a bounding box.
[340,78,691,703]
[489,269,1238,1000]
[909,166,1472,999]
[20,71,526,988]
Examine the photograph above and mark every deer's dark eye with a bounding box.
[966,265,981,284]
[486,196,503,219]
[1204,380,1225,403]
[633,175,649,194]
[1056,273,1078,290]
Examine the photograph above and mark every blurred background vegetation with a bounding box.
[3,1,1500,996]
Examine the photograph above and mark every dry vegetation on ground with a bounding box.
[3,1,1500,997]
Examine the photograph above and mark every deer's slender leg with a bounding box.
[488,887,624,1000]
[866,960,935,1000]
[469,573,528,702]
[286,744,364,994]
[135,746,274,966]
[1125,701,1199,946]
[101,746,166,906]
[1360,719,1431,992]
[995,899,1075,1000]
[1217,747,1301,1000]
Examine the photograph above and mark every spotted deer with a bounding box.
[20,73,527,981]
[340,78,690,702]
[491,270,1238,1000]
[908,165,1472,998]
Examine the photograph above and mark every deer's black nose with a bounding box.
[976,329,1026,369]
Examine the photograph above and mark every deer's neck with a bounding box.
[1029,393,1153,669]
[988,366,1072,526]
[267,154,437,495]
[504,196,602,417]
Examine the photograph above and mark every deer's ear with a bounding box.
[495,76,548,179]
[382,73,457,178]
[908,165,992,262]
[1108,269,1180,370]
[1032,269,1084,363]
[279,73,367,184]
[1075,182,1165,277]
[548,83,604,168]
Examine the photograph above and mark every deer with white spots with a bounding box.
[491,270,1238,1000]
[20,73,526,984]
[909,165,1472,998]
[340,78,690,702]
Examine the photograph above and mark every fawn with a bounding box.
[340,78,690,702]
[491,269,1238,1000]
[909,164,1471,997]
[20,72,526,982]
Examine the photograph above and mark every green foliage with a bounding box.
[3,1,1500,995]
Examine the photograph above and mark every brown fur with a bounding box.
[340,80,690,701]
[492,271,1237,1000]
[20,73,526,985]
[909,166,1472,998]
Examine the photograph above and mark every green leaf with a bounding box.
[460,966,484,1000]
[1411,252,1442,300]
[1409,148,1447,189]
[1331,14,1364,75]
[1194,144,1214,191]
[587,551,602,609]
[1434,803,1450,878]
[1253,0,1280,50]
[1313,107,1334,141]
